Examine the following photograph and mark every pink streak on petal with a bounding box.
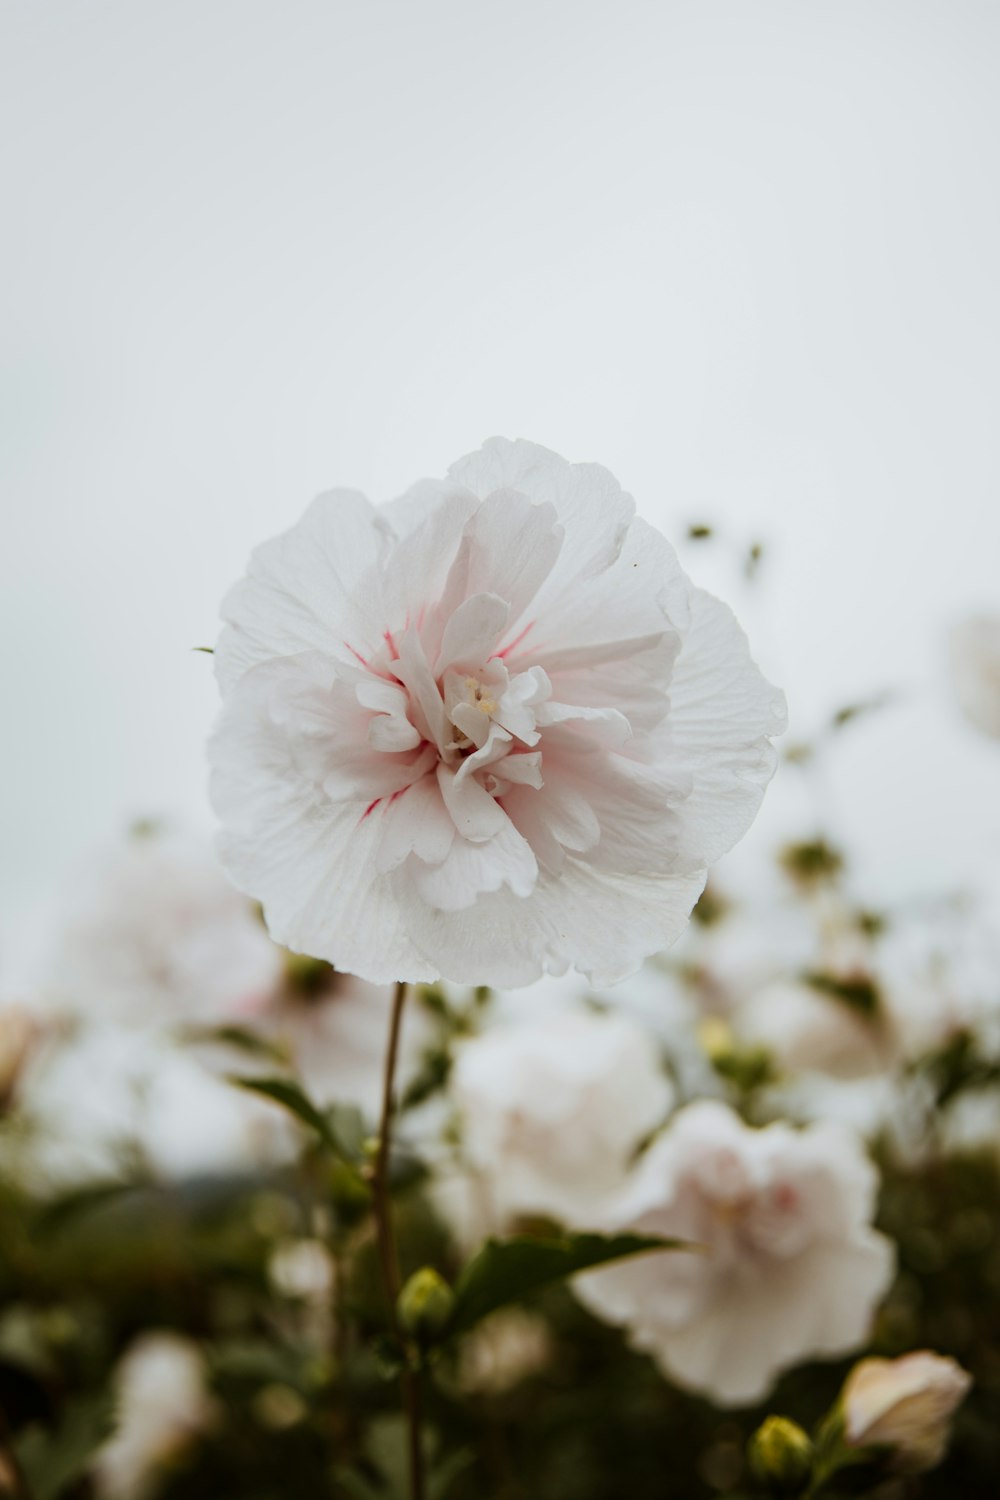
[495,620,536,660]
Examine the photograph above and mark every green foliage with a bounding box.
[228,1074,367,1177]
[16,1391,114,1500]
[447,1233,694,1337]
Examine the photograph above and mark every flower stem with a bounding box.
[372,979,425,1500]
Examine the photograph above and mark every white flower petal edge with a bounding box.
[209,438,786,986]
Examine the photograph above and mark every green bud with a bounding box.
[397,1267,455,1344]
[748,1415,814,1495]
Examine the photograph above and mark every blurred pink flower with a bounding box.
[574,1100,894,1406]
[209,439,784,986]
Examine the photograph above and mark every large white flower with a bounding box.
[209,439,784,986]
[449,1007,672,1227]
[574,1100,894,1407]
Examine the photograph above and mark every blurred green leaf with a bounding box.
[182,1023,291,1064]
[228,1076,364,1179]
[16,1391,114,1500]
[448,1232,696,1336]
[33,1180,145,1240]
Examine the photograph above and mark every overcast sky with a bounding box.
[3,1,1000,955]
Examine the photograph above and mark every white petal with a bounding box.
[378,486,479,635]
[437,487,564,636]
[395,627,449,750]
[215,489,390,693]
[410,817,538,910]
[535,698,632,749]
[358,678,421,752]
[375,774,455,874]
[668,588,787,869]
[437,591,510,675]
[408,857,706,987]
[437,763,508,842]
[447,443,690,672]
[208,660,438,982]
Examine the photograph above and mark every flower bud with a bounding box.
[397,1267,455,1344]
[748,1416,814,1494]
[841,1351,972,1472]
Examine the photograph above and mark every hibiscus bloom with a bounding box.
[574,1100,894,1406]
[209,439,784,986]
[450,1007,672,1227]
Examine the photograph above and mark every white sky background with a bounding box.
[3,0,1000,949]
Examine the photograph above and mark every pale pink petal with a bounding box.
[407,858,706,987]
[209,662,437,981]
[668,588,787,868]
[437,488,564,636]
[437,763,509,842]
[411,817,538,911]
[374,774,455,875]
[215,490,390,692]
[437,592,510,675]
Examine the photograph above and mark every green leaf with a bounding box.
[228,1075,359,1168]
[182,1023,291,1064]
[448,1231,696,1336]
[16,1391,114,1500]
[33,1179,145,1239]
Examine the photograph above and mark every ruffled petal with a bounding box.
[215,490,390,693]
[668,588,787,869]
[410,816,538,911]
[208,657,438,981]
[407,857,706,987]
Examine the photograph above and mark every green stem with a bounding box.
[372,980,425,1500]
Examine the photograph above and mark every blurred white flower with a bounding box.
[842,1350,972,1471]
[93,1332,216,1499]
[875,898,1000,1061]
[574,1100,894,1407]
[450,1008,672,1227]
[257,969,430,1119]
[47,833,283,1027]
[455,1308,554,1396]
[268,1237,335,1301]
[13,1024,289,1189]
[209,438,784,987]
[951,615,1000,740]
[735,979,888,1080]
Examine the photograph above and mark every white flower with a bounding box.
[48,833,283,1027]
[449,1008,672,1227]
[841,1351,972,1471]
[951,615,1000,740]
[93,1333,216,1499]
[735,979,888,1081]
[875,897,1000,1062]
[454,1309,554,1396]
[574,1100,894,1407]
[13,1024,290,1189]
[209,439,784,987]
